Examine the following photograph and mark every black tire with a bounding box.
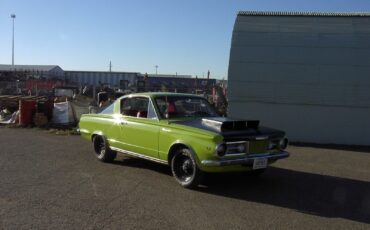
[93,135,117,162]
[171,148,203,189]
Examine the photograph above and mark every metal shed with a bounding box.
[0,64,64,79]
[227,11,370,145]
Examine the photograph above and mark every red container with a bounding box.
[19,100,36,125]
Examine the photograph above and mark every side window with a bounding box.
[121,97,154,119]
[121,98,135,116]
[155,98,167,118]
[147,99,158,119]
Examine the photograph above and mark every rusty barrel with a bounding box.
[19,100,36,125]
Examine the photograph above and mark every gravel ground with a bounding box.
[0,127,369,229]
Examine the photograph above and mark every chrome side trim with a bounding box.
[110,147,168,165]
[201,151,289,167]
[226,141,247,144]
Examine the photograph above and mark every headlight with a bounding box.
[216,143,227,157]
[279,138,289,149]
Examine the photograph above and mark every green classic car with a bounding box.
[79,92,289,188]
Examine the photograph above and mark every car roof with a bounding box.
[123,92,205,99]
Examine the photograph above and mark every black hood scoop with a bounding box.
[174,117,285,141]
[201,117,259,132]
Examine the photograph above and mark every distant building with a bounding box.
[64,70,139,88]
[228,11,370,145]
[0,64,207,95]
[0,64,64,80]
[137,74,216,93]
[140,73,192,79]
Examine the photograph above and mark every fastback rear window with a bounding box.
[99,103,115,114]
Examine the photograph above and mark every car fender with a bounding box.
[167,137,216,167]
[167,140,201,165]
[91,131,104,141]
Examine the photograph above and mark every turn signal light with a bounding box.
[216,143,227,157]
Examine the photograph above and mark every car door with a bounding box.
[119,96,160,159]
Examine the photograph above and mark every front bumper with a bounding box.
[201,151,289,167]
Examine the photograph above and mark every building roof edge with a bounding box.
[238,11,370,17]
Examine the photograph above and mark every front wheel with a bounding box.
[171,148,203,189]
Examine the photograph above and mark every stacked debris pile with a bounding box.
[0,107,18,124]
[0,95,47,125]
[51,94,94,127]
[33,113,48,127]
[0,92,98,127]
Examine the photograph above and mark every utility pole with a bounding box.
[109,61,112,72]
[155,65,158,75]
[11,14,16,68]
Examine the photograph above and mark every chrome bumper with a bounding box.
[201,151,289,167]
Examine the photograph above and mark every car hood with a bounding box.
[173,117,285,141]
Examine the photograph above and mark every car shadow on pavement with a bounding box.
[111,157,172,175]
[198,167,370,224]
[111,158,370,224]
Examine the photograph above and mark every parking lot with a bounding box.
[0,127,369,229]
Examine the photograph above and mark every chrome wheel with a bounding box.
[173,154,195,183]
[171,148,203,188]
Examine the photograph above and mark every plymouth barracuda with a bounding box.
[79,92,289,188]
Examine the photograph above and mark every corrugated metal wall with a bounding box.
[64,71,139,87]
[228,13,370,145]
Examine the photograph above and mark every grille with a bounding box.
[248,140,269,154]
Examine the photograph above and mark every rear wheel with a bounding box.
[171,148,203,189]
[93,135,116,162]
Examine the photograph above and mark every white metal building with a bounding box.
[64,70,139,88]
[228,11,370,145]
[0,64,64,79]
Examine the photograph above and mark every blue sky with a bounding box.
[1,0,370,79]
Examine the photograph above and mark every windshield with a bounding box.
[154,96,219,119]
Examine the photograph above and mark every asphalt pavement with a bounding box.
[0,127,369,229]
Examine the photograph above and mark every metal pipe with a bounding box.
[11,14,16,67]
